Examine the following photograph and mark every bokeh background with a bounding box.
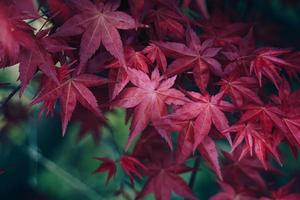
[1,0,300,199]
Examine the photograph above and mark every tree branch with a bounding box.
[0,86,21,110]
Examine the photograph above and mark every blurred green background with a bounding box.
[1,0,300,200]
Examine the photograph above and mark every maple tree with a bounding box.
[2,0,300,199]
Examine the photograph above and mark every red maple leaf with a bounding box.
[239,104,286,134]
[155,28,222,91]
[269,80,300,148]
[136,152,197,200]
[120,155,147,184]
[43,0,75,25]
[165,91,233,150]
[128,0,144,21]
[260,180,300,200]
[108,47,150,73]
[19,29,73,94]
[132,126,170,161]
[107,47,150,99]
[72,105,106,143]
[143,43,167,72]
[250,48,293,89]
[114,68,187,149]
[54,0,136,67]
[283,117,300,148]
[284,51,300,79]
[144,1,186,40]
[222,150,270,191]
[218,74,263,107]
[0,1,36,68]
[31,66,109,135]
[223,123,282,169]
[155,118,223,179]
[222,28,255,74]
[211,181,256,200]
[199,14,249,47]
[93,157,117,184]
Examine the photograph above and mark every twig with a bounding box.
[0,86,21,110]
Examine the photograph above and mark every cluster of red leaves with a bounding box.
[2,0,300,199]
[211,150,300,200]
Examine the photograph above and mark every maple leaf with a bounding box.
[43,0,75,25]
[260,180,300,200]
[72,86,109,143]
[94,155,146,185]
[155,118,223,179]
[108,47,150,73]
[114,68,187,149]
[165,91,233,150]
[31,66,109,135]
[136,152,197,200]
[19,49,56,95]
[199,14,249,46]
[223,123,282,169]
[267,81,300,148]
[11,0,39,18]
[198,136,223,180]
[211,182,257,200]
[284,51,300,79]
[224,123,260,154]
[143,43,167,72]
[174,120,194,163]
[132,126,171,161]
[19,30,73,94]
[270,79,300,111]
[54,0,136,67]
[218,75,263,107]
[250,48,293,89]
[107,47,150,99]
[72,105,106,143]
[144,2,186,40]
[120,155,147,184]
[282,117,300,148]
[222,28,255,74]
[128,0,144,21]
[222,151,272,191]
[155,28,222,91]
[0,1,36,68]
[239,105,286,134]
[108,67,130,100]
[93,157,116,184]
